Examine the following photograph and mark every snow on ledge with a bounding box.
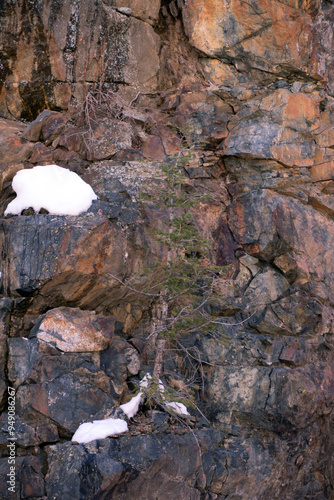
[5,164,97,216]
[71,373,190,445]
[71,418,128,444]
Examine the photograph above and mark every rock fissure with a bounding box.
[264,368,274,411]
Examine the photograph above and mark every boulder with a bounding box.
[0,212,152,315]
[30,307,115,353]
[222,90,321,167]
[227,189,334,294]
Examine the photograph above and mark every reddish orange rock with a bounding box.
[182,0,318,78]
[32,307,115,352]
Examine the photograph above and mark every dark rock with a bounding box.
[251,291,322,336]
[1,213,154,316]
[0,455,45,499]
[0,299,12,407]
[41,113,67,145]
[6,327,135,437]
[44,430,223,499]
[0,411,59,447]
[150,410,169,432]
[45,443,90,500]
[29,142,55,164]
[0,1,160,119]
[8,338,39,388]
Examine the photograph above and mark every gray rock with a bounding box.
[8,338,39,388]
[116,7,133,16]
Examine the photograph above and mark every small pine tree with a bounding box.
[112,151,230,414]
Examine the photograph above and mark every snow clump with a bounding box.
[5,164,97,216]
[71,418,128,444]
[119,374,151,419]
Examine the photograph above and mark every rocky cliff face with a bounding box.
[0,1,333,499]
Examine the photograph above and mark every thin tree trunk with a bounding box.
[153,337,166,380]
[151,188,175,381]
[152,288,168,380]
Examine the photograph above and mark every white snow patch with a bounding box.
[5,164,97,216]
[119,374,151,419]
[120,373,190,419]
[139,373,152,389]
[164,401,189,416]
[71,418,128,444]
[156,376,190,417]
[120,392,143,419]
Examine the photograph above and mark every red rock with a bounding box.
[0,119,34,166]
[41,113,67,144]
[310,162,334,181]
[29,143,55,164]
[22,110,57,142]
[142,135,166,161]
[156,125,182,156]
[228,189,334,293]
[0,2,160,119]
[0,163,24,191]
[223,90,320,167]
[182,0,321,80]
[279,342,303,366]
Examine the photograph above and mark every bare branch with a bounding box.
[107,273,159,298]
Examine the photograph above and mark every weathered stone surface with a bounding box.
[0,212,153,315]
[222,89,321,167]
[243,267,290,305]
[31,307,115,353]
[10,335,132,435]
[0,1,161,119]
[228,189,334,295]
[172,89,233,145]
[0,119,34,166]
[0,456,45,499]
[124,347,140,375]
[45,430,224,500]
[114,0,160,24]
[8,337,39,388]
[0,299,11,407]
[0,410,59,447]
[29,142,55,164]
[208,359,333,432]
[252,291,322,336]
[58,118,134,161]
[182,0,331,82]
[21,109,60,142]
